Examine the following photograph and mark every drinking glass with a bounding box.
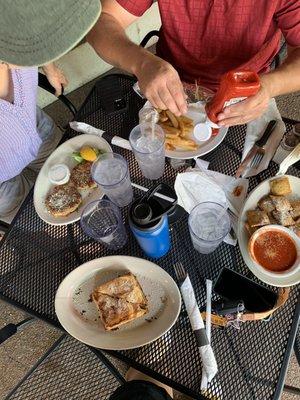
[80,199,127,250]
[91,153,133,207]
[188,202,230,254]
[129,123,165,180]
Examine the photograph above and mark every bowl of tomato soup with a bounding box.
[248,225,300,278]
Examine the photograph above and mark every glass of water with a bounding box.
[129,123,165,180]
[80,199,127,250]
[91,153,133,207]
[188,202,231,254]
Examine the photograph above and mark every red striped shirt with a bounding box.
[117,0,300,91]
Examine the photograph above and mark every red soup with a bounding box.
[252,230,297,272]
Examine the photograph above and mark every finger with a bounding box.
[158,86,181,116]
[218,92,266,120]
[218,100,268,122]
[167,80,188,115]
[55,84,63,97]
[61,77,68,87]
[218,113,261,127]
[149,93,166,111]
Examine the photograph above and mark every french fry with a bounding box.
[181,126,193,137]
[166,132,180,139]
[158,108,197,151]
[159,124,181,135]
[180,115,194,124]
[166,135,197,147]
[165,143,176,151]
[165,110,179,128]
[178,118,185,135]
[159,114,168,122]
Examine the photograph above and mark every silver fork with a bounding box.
[249,148,265,170]
[173,262,187,285]
[249,120,277,171]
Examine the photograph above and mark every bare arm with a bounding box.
[263,46,300,96]
[87,0,187,115]
[218,46,300,127]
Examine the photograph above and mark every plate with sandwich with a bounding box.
[55,256,181,350]
[238,175,300,286]
[34,134,112,225]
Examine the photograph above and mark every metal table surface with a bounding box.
[0,74,299,400]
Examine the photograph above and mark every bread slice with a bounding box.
[70,161,97,190]
[45,184,82,217]
[92,274,148,331]
[97,274,147,306]
[269,177,292,196]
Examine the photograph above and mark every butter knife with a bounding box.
[235,120,277,178]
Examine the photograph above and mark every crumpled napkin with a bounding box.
[174,159,249,245]
[241,98,286,177]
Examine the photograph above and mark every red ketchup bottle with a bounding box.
[205,70,260,136]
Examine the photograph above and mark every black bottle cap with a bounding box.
[132,203,153,225]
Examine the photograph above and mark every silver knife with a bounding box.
[235,120,277,178]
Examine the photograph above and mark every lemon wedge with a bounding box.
[79,146,98,162]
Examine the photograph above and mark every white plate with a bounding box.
[34,134,112,226]
[238,175,300,287]
[55,256,181,350]
[165,103,228,159]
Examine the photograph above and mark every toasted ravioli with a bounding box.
[269,177,292,196]
[247,210,270,228]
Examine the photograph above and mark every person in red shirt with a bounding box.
[88,0,300,126]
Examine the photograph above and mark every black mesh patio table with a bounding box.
[0,74,299,400]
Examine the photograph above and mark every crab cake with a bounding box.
[70,161,96,190]
[45,184,82,217]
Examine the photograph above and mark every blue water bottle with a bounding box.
[129,183,177,258]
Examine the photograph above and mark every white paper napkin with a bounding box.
[241,98,285,177]
[180,276,218,388]
[174,162,248,245]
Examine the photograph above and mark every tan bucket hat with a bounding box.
[0,0,101,66]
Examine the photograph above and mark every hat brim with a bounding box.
[0,0,101,66]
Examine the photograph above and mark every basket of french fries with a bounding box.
[139,101,228,160]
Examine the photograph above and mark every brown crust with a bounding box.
[92,274,148,331]
[95,273,147,306]
[70,161,97,190]
[269,177,292,196]
[45,184,82,217]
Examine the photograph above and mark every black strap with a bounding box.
[101,131,114,144]
[194,328,209,347]
[0,323,17,344]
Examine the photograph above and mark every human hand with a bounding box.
[42,63,68,96]
[217,81,271,127]
[135,54,187,116]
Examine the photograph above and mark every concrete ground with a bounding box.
[0,76,299,399]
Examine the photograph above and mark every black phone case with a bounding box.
[214,268,278,313]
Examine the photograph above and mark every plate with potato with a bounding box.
[237,175,300,286]
[155,103,228,159]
